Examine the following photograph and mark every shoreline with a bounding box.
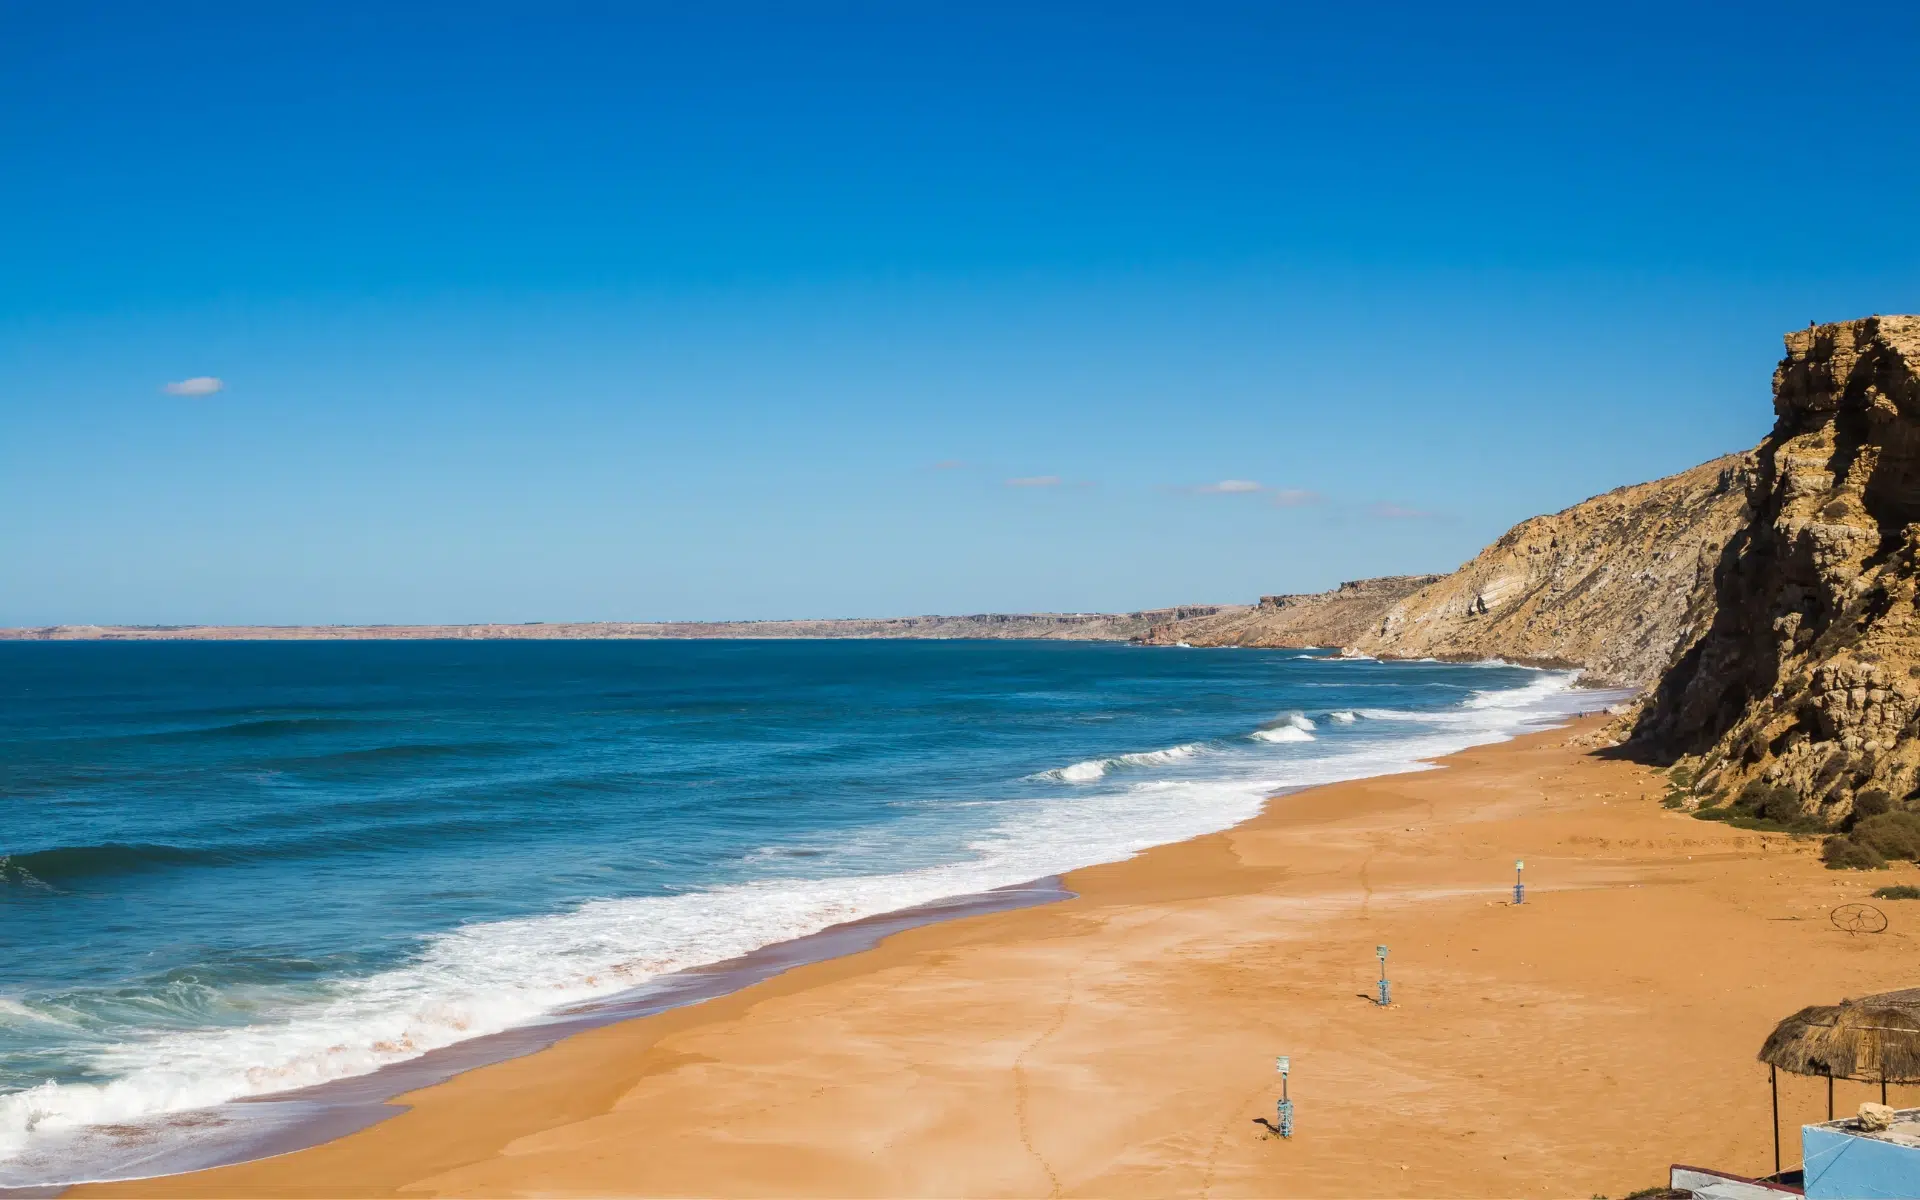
[13,881,1070,1195]
[72,715,1920,1197]
[14,664,1598,1192]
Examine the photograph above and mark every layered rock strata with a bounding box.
[1630,316,1920,821]
[1351,454,1755,686]
[1144,455,1752,687]
[1134,576,1439,648]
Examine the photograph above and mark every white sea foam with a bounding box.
[0,668,1610,1185]
[0,999,69,1029]
[1466,672,1579,709]
[1250,712,1316,742]
[1327,710,1359,724]
[1054,758,1108,782]
[1037,742,1205,783]
[1251,725,1313,743]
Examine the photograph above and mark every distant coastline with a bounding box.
[0,607,1239,643]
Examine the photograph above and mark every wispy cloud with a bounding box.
[930,459,967,470]
[162,376,224,396]
[1005,475,1062,488]
[1174,480,1322,506]
[1369,502,1433,519]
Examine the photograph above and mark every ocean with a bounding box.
[0,639,1603,1186]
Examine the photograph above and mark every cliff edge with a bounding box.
[1630,316,1920,824]
[1141,456,1753,687]
[1352,454,1755,686]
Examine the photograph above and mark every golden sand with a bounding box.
[77,718,1920,1198]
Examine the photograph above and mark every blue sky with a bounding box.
[4,2,1917,625]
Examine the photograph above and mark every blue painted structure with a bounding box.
[1803,1112,1920,1199]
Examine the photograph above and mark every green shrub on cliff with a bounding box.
[1823,836,1887,870]
[1848,788,1894,826]
[1856,811,1920,860]
[1822,811,1920,870]
[1723,780,1816,828]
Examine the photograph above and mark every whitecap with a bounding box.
[1251,725,1314,743]
[1034,742,1205,783]
[1254,711,1316,735]
[1053,759,1107,782]
[0,665,1617,1186]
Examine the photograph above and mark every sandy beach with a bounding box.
[75,716,1920,1198]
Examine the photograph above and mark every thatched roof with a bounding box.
[1759,988,1920,1083]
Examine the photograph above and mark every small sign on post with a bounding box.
[1376,944,1391,1006]
[1275,1056,1293,1138]
[1514,859,1526,905]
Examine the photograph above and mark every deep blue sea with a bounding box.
[0,639,1595,1185]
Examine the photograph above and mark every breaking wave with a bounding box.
[0,658,1608,1186]
[1250,712,1317,743]
[1037,742,1206,783]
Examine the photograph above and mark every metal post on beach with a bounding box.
[1276,1056,1293,1138]
[1514,859,1525,905]
[1376,945,1391,1006]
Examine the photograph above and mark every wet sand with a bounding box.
[76,718,1920,1197]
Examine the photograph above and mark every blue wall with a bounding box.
[1803,1122,1920,1199]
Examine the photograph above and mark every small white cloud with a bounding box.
[1006,475,1062,488]
[1272,488,1323,507]
[1369,502,1432,519]
[163,376,224,397]
[1196,479,1263,494]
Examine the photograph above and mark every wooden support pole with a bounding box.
[1772,1065,1781,1177]
[1827,1072,1834,1121]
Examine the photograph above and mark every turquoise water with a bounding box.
[0,639,1591,1184]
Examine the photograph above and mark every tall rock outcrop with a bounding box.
[1352,455,1755,686]
[1630,316,1920,820]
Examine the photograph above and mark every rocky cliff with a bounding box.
[1140,455,1752,685]
[1134,576,1439,648]
[1629,316,1920,823]
[1351,454,1755,686]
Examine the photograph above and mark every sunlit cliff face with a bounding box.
[1639,317,1920,824]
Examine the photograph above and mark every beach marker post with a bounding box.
[1376,945,1391,1006]
[1275,1056,1293,1138]
[1513,859,1525,905]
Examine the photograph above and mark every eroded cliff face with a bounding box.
[1135,576,1439,648]
[1143,456,1751,681]
[1353,455,1755,686]
[1631,316,1920,820]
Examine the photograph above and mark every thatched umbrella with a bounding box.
[1754,988,1920,1173]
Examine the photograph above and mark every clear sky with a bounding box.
[4,2,1917,625]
